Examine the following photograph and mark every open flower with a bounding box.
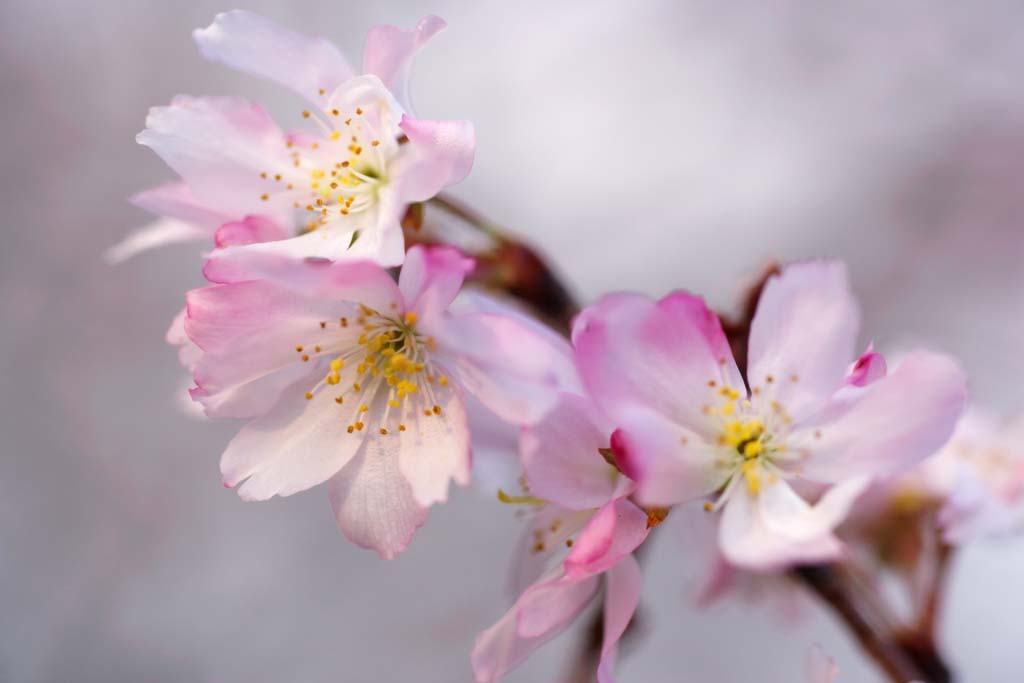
[472,393,651,683]
[936,411,1024,543]
[573,261,967,569]
[131,11,473,266]
[184,246,569,558]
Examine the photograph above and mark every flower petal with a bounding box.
[194,10,355,104]
[719,482,845,570]
[845,343,887,387]
[747,261,860,421]
[521,393,625,510]
[131,181,228,228]
[471,568,595,682]
[327,436,429,559]
[573,292,743,438]
[439,307,577,424]
[397,245,475,322]
[396,386,470,507]
[793,351,968,482]
[203,186,406,269]
[516,571,601,639]
[185,279,364,417]
[609,406,729,506]
[105,218,209,263]
[136,95,292,218]
[596,554,642,683]
[214,215,289,248]
[167,307,202,371]
[220,366,366,499]
[395,116,476,201]
[199,250,401,306]
[564,498,649,579]
[759,476,870,543]
[509,505,592,597]
[362,15,446,111]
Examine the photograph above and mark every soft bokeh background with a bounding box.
[3,1,1023,681]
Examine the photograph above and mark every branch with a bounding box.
[792,564,952,683]
[424,195,579,332]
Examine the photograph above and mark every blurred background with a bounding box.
[2,1,1023,681]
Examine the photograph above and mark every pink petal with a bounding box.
[564,498,649,579]
[362,15,446,111]
[573,291,744,438]
[609,406,729,506]
[137,96,292,219]
[747,261,860,421]
[793,351,968,482]
[185,279,364,417]
[130,181,229,229]
[199,250,401,306]
[219,366,366,499]
[327,437,429,559]
[192,361,313,420]
[397,245,475,322]
[194,10,355,105]
[509,505,592,597]
[204,186,406,269]
[521,393,626,510]
[719,482,845,570]
[167,307,202,372]
[596,554,642,683]
[438,307,577,424]
[758,476,870,543]
[214,215,289,248]
[515,571,601,639]
[845,343,887,387]
[185,257,400,418]
[396,386,471,507]
[471,568,596,682]
[104,218,209,264]
[395,116,476,201]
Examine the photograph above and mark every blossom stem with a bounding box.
[426,194,580,331]
[792,564,953,683]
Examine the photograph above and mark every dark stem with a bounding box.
[425,195,579,332]
[792,564,953,683]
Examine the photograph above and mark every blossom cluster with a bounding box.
[116,11,1023,682]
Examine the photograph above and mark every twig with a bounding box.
[792,564,953,683]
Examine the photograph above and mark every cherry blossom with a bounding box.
[185,246,569,558]
[129,11,473,267]
[573,261,967,569]
[472,393,652,683]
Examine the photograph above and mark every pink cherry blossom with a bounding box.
[127,11,473,267]
[472,393,649,683]
[935,411,1024,543]
[573,261,967,569]
[184,245,570,558]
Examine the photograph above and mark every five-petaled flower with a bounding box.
[572,261,968,569]
[124,11,473,266]
[185,246,571,558]
[472,393,650,683]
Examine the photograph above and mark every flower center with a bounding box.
[258,100,399,237]
[296,305,450,436]
[702,383,791,506]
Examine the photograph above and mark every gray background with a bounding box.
[2,1,1023,681]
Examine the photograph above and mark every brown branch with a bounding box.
[424,195,579,332]
[792,563,953,683]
